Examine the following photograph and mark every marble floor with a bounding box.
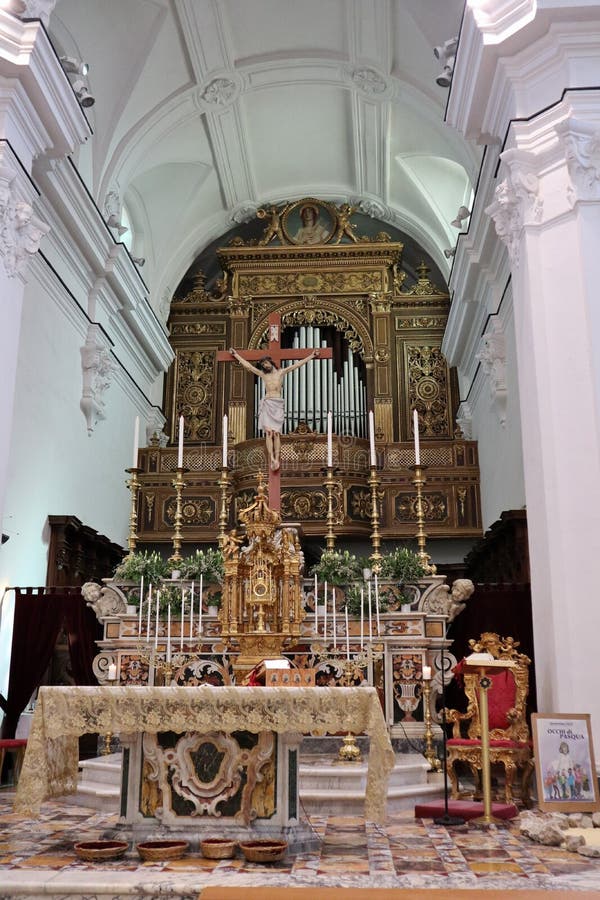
[1,790,600,898]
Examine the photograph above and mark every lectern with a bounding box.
[463,654,516,826]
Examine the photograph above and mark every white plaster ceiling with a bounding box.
[51,0,479,309]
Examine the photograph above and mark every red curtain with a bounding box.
[1,588,99,738]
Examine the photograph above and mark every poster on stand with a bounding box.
[532,713,600,812]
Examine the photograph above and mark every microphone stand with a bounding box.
[434,617,464,826]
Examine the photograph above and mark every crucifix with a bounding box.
[217,312,333,510]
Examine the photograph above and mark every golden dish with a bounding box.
[200,837,237,859]
[74,840,129,861]
[136,839,189,861]
[239,839,288,863]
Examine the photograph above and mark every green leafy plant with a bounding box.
[205,588,222,610]
[113,550,169,584]
[344,583,390,615]
[179,548,224,583]
[310,549,362,586]
[378,547,425,584]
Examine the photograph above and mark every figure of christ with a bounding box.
[229,347,320,471]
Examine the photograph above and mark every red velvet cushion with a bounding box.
[488,670,517,729]
[447,738,528,749]
[0,739,27,749]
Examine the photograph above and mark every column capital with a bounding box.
[0,141,49,278]
[556,117,600,205]
[485,150,542,265]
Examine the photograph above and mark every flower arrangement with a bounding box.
[113,550,169,583]
[343,583,390,616]
[310,549,362,586]
[378,547,425,585]
[178,548,224,583]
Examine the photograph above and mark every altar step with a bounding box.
[74,751,444,816]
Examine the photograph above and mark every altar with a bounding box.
[14,684,394,831]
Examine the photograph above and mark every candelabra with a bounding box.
[368,465,383,562]
[325,464,337,550]
[168,467,187,564]
[125,467,142,556]
[217,466,230,549]
[102,672,117,755]
[410,464,436,574]
[421,676,441,772]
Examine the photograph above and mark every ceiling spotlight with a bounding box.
[60,56,89,77]
[72,78,95,108]
[106,213,128,236]
[132,256,145,267]
[434,36,458,88]
[444,248,456,259]
[450,206,471,228]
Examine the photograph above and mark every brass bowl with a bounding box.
[239,839,288,863]
[200,837,237,859]
[74,840,129,861]
[136,839,189,861]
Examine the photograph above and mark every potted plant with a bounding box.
[179,548,224,583]
[379,547,425,585]
[309,549,362,587]
[344,584,390,616]
[206,588,222,616]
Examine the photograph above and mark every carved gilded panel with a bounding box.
[238,271,382,296]
[164,496,216,527]
[394,491,448,524]
[174,349,215,441]
[406,345,452,438]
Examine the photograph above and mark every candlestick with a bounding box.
[146,585,152,641]
[327,410,333,467]
[180,586,185,650]
[222,413,228,467]
[168,467,186,564]
[368,410,376,467]
[345,605,350,660]
[125,466,141,556]
[189,581,194,640]
[217,467,230,549]
[413,408,420,465]
[132,416,140,469]
[374,571,381,636]
[155,590,160,649]
[138,575,144,636]
[410,463,436,574]
[332,588,337,648]
[325,464,336,550]
[368,464,382,562]
[421,677,441,772]
[166,604,171,663]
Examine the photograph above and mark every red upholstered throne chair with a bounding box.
[444,632,534,807]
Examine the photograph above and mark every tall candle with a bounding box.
[189,581,194,640]
[155,589,160,649]
[413,408,420,465]
[178,415,184,468]
[107,663,117,681]
[332,588,337,648]
[167,604,171,662]
[374,571,381,635]
[198,574,203,635]
[132,415,139,468]
[222,414,228,467]
[367,580,372,640]
[314,573,318,634]
[422,665,432,680]
[345,605,350,660]
[327,411,333,467]
[146,584,152,641]
[360,587,364,650]
[180,585,185,650]
[323,581,328,640]
[138,575,144,636]
[368,410,376,467]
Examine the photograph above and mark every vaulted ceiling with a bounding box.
[51,0,479,312]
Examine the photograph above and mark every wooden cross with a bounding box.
[217,312,332,510]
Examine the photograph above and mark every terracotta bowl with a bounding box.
[200,837,237,859]
[239,839,288,863]
[74,840,129,861]
[136,839,189,861]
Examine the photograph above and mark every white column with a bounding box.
[486,94,600,741]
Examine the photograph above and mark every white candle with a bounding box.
[375,571,380,635]
[222,414,228,468]
[345,605,350,660]
[327,410,333,467]
[155,589,160,649]
[180,586,185,650]
[367,580,372,640]
[323,581,328,640]
[189,581,194,640]
[360,587,364,650]
[422,665,432,681]
[368,410,376,467]
[107,662,117,681]
[146,584,152,641]
[332,588,337,648]
[413,408,420,465]
[138,575,144,636]
[132,415,139,468]
[178,415,184,468]
[167,604,171,662]
[314,573,318,634]
[198,574,203,635]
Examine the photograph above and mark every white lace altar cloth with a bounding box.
[14,685,394,822]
